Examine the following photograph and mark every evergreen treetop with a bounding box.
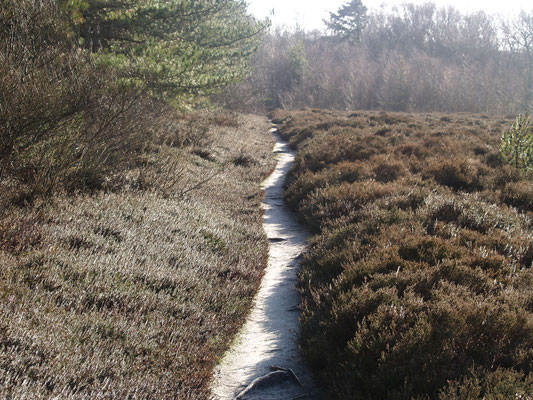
[61,0,268,105]
[325,0,368,42]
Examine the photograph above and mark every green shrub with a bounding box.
[500,114,533,171]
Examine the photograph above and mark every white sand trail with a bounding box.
[210,127,320,400]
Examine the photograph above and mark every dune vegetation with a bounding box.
[272,108,533,399]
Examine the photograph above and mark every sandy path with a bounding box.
[210,127,320,399]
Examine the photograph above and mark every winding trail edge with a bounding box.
[210,125,319,399]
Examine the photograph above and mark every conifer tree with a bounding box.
[62,0,267,104]
[325,0,368,42]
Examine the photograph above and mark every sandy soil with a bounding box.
[210,127,320,399]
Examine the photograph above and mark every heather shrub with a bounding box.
[0,209,43,255]
[383,187,429,212]
[285,161,372,210]
[0,115,277,399]
[269,108,291,125]
[209,111,241,127]
[232,153,256,167]
[396,143,428,159]
[292,134,370,172]
[285,170,329,210]
[299,181,397,231]
[327,160,373,184]
[423,194,523,234]
[426,158,482,191]
[372,156,406,182]
[493,164,524,188]
[485,150,505,168]
[277,109,532,399]
[502,181,533,212]
[439,368,533,399]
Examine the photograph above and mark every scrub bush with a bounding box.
[274,109,533,399]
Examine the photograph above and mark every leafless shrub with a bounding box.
[222,7,533,115]
[0,0,154,201]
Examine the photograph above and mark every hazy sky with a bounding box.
[247,0,533,31]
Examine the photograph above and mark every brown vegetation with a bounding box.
[0,0,153,203]
[0,2,279,398]
[0,114,276,399]
[220,5,533,115]
[271,108,533,399]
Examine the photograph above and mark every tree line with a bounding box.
[218,1,533,114]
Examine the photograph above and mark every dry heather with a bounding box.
[0,113,276,399]
[271,109,533,399]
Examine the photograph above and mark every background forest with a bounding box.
[219,1,533,114]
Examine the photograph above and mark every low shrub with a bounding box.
[232,154,256,167]
[0,114,277,399]
[439,368,533,399]
[285,170,329,210]
[396,142,429,159]
[0,211,43,255]
[210,111,241,127]
[330,160,373,184]
[502,181,533,212]
[276,109,533,399]
[299,181,397,231]
[372,156,406,182]
[426,158,481,191]
[493,164,524,188]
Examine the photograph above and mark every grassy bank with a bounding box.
[272,109,533,399]
[0,113,276,399]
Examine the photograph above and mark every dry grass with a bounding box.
[0,114,276,399]
[271,109,533,399]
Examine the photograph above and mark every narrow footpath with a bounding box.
[211,126,320,400]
